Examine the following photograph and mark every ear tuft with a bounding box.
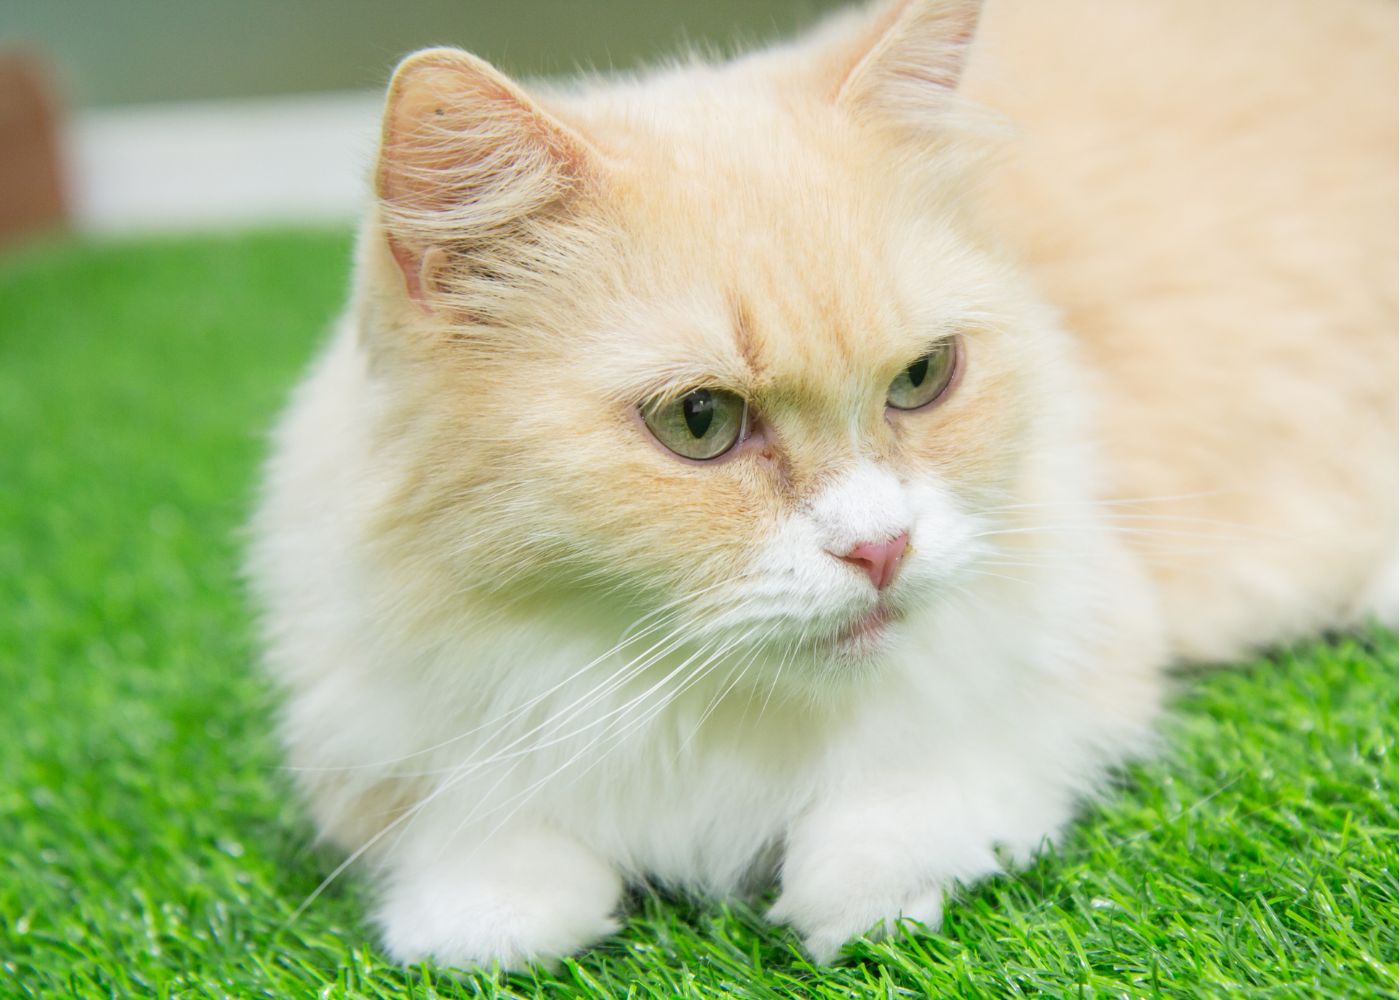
[836,0,981,125]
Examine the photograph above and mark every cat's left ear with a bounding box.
[826,0,981,125]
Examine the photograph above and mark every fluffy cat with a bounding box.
[248,0,1396,970]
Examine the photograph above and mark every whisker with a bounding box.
[284,576,751,774]
[447,627,767,859]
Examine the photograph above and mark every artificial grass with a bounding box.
[0,229,1395,999]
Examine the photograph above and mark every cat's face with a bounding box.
[363,10,1062,685]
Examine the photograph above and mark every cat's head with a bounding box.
[355,0,1078,688]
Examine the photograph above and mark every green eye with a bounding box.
[887,338,959,410]
[642,387,746,460]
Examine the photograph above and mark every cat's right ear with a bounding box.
[375,48,598,307]
[813,0,982,129]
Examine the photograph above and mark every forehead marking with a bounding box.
[731,296,758,377]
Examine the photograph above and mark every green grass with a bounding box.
[0,230,1395,999]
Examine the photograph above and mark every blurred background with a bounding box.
[0,0,842,243]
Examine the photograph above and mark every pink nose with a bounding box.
[839,533,909,591]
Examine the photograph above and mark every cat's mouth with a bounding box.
[833,605,898,653]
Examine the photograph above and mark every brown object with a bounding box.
[0,50,68,243]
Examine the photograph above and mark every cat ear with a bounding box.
[375,47,597,303]
[829,0,981,125]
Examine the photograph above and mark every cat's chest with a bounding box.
[533,679,835,888]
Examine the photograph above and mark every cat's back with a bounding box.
[962,0,1397,660]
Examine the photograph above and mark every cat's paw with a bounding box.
[375,826,622,971]
[769,794,1003,962]
[767,864,945,963]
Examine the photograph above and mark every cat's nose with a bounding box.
[837,533,909,591]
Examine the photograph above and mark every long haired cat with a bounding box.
[249,0,1396,969]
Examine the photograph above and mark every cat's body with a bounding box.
[965,0,1397,660]
[249,0,1396,969]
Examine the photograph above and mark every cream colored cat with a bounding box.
[248,0,1396,970]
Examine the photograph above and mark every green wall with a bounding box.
[1,0,844,107]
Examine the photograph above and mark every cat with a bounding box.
[248,0,1396,971]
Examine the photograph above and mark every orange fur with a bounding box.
[965,0,1398,658]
